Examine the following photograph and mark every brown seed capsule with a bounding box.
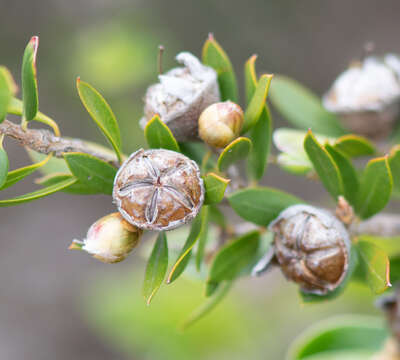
[140,52,220,142]
[270,204,351,295]
[198,101,244,148]
[113,149,204,231]
[323,55,400,140]
[69,212,142,264]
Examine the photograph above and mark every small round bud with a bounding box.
[69,212,142,264]
[140,52,220,142]
[323,55,400,139]
[198,101,244,148]
[270,204,351,295]
[113,149,204,231]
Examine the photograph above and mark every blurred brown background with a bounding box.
[1,0,399,359]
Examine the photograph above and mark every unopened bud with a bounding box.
[198,101,244,148]
[270,204,351,295]
[140,52,220,142]
[69,212,142,263]
[323,54,400,139]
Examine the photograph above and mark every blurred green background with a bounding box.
[1,0,400,359]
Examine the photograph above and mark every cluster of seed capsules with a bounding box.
[71,51,354,296]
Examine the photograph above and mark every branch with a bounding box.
[0,119,120,168]
[352,213,400,237]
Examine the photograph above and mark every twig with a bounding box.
[352,213,400,237]
[0,119,120,168]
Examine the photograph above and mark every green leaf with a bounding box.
[0,67,17,123]
[35,173,100,195]
[304,131,344,200]
[356,240,391,294]
[389,145,400,194]
[195,206,209,271]
[324,144,359,206]
[217,137,252,172]
[334,135,375,157]
[288,315,387,360]
[355,157,392,219]
[167,206,208,283]
[204,173,229,205]
[0,153,51,190]
[143,232,168,305]
[0,177,77,207]
[144,114,180,152]
[276,153,312,175]
[181,281,233,330]
[0,147,9,188]
[269,75,345,136]
[8,97,60,136]
[76,78,122,162]
[179,142,207,165]
[21,36,39,121]
[206,231,260,296]
[202,34,238,102]
[247,106,272,181]
[244,54,258,106]
[228,187,302,226]
[242,74,273,133]
[63,152,117,195]
[359,235,400,259]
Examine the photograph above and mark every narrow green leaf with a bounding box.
[204,173,229,205]
[269,75,345,136]
[0,177,77,207]
[242,74,273,133]
[0,67,17,122]
[356,240,391,294]
[35,173,100,195]
[304,131,344,200]
[228,187,302,226]
[206,231,260,296]
[202,34,238,102]
[144,114,180,152]
[244,54,258,106]
[181,281,233,330]
[167,207,208,283]
[325,144,359,206]
[8,97,60,136]
[0,147,9,188]
[217,137,252,172]
[0,153,51,190]
[276,153,312,175]
[64,152,117,195]
[355,157,392,219]
[247,106,272,181]
[334,135,375,157]
[143,232,168,305]
[208,204,226,228]
[195,206,209,270]
[21,36,39,121]
[288,315,387,360]
[389,145,400,194]
[76,78,122,162]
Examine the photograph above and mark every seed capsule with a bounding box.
[69,212,142,264]
[140,52,220,142]
[270,204,351,295]
[113,149,204,231]
[323,55,400,139]
[198,101,244,148]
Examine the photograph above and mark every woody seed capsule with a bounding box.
[323,54,400,139]
[140,52,220,142]
[198,101,244,148]
[113,149,204,231]
[270,204,351,295]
